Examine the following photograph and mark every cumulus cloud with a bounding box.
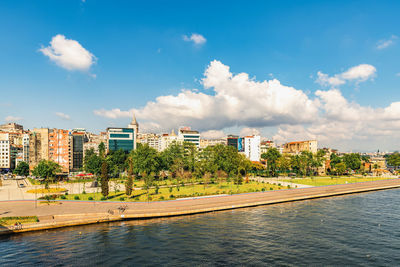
[274,88,400,150]
[40,34,96,71]
[5,116,22,122]
[95,60,319,132]
[376,35,398,50]
[201,130,226,139]
[55,112,71,120]
[183,33,206,45]
[316,64,376,87]
[93,108,132,119]
[240,128,260,136]
[93,60,400,151]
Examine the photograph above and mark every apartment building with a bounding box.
[138,133,161,151]
[260,140,275,154]
[159,130,179,151]
[244,135,261,162]
[29,128,49,170]
[200,138,226,149]
[283,140,318,154]
[0,133,10,170]
[48,129,70,173]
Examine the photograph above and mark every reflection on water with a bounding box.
[1,189,400,266]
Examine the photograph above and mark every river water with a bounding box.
[1,189,400,266]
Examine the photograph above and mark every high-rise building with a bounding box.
[227,135,239,150]
[0,133,10,170]
[178,127,200,148]
[107,128,135,152]
[29,128,49,170]
[48,129,70,172]
[22,134,29,163]
[244,135,261,161]
[71,129,86,171]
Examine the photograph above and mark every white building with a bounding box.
[178,127,200,148]
[200,138,227,149]
[0,133,11,169]
[244,135,261,161]
[159,130,179,151]
[138,133,161,151]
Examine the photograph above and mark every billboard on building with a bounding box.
[238,138,244,152]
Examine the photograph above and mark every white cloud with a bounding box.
[40,34,96,71]
[316,64,376,87]
[5,116,22,122]
[93,60,400,151]
[55,112,71,120]
[201,130,226,139]
[240,128,260,136]
[183,33,206,45]
[93,108,132,119]
[376,35,398,50]
[95,60,318,131]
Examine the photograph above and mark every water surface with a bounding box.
[1,189,400,266]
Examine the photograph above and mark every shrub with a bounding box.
[88,196,94,200]
[160,196,164,200]
[278,183,281,186]
[60,195,66,199]
[65,192,69,195]
[74,196,80,200]
[262,188,266,191]
[101,196,106,201]
[119,197,125,201]
[134,196,139,201]
[287,185,291,189]
[270,187,273,190]
[82,191,86,194]
[169,187,173,193]
[169,194,175,199]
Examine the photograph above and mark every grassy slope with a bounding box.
[282,176,393,186]
[57,181,285,202]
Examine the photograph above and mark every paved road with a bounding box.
[1,179,400,221]
[250,177,312,188]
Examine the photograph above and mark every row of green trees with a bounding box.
[261,148,327,177]
[261,148,376,177]
[83,141,254,197]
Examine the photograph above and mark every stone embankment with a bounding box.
[1,179,400,235]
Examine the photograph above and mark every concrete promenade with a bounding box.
[1,179,400,235]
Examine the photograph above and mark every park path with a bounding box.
[250,176,312,189]
[1,178,400,235]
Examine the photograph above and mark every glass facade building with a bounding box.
[107,128,135,152]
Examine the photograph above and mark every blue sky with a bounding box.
[1,0,400,151]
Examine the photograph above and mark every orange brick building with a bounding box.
[49,129,71,172]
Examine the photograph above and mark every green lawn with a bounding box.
[0,216,39,226]
[56,181,286,202]
[283,176,393,186]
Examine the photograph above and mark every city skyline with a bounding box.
[1,1,400,152]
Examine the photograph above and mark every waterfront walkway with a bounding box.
[1,179,400,235]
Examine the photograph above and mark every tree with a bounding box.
[343,153,361,171]
[261,148,281,177]
[125,156,134,196]
[129,144,161,175]
[107,149,128,177]
[32,160,61,189]
[387,152,400,168]
[98,142,106,159]
[335,162,347,176]
[14,162,29,177]
[277,155,291,175]
[84,148,102,175]
[100,160,109,197]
